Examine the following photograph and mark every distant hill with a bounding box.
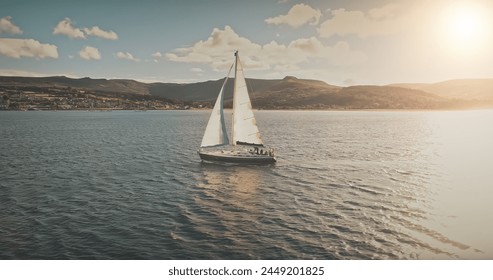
[334,86,453,109]
[253,80,458,109]
[0,76,150,95]
[390,79,493,101]
[250,76,341,109]
[1,75,492,110]
[149,76,341,108]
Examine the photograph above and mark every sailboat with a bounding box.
[198,51,276,164]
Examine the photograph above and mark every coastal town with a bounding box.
[0,86,207,111]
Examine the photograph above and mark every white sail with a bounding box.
[200,65,233,147]
[232,52,264,146]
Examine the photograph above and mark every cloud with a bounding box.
[369,3,399,19]
[0,68,78,78]
[286,37,366,66]
[53,18,118,40]
[0,69,48,77]
[79,46,101,60]
[191,67,204,73]
[265,4,321,28]
[0,38,58,59]
[151,52,163,62]
[53,18,85,39]
[116,51,139,62]
[318,4,401,38]
[83,26,118,40]
[166,26,262,70]
[0,16,23,34]
[166,26,365,72]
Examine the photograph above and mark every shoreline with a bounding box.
[2,107,492,112]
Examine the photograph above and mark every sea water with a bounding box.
[0,110,492,259]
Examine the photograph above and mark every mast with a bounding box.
[231,51,238,145]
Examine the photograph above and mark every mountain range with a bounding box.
[1,75,492,110]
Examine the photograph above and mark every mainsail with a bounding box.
[231,52,264,146]
[200,64,233,147]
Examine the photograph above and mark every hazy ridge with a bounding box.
[390,79,493,101]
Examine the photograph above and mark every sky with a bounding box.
[1,0,493,86]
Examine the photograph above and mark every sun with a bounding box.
[439,2,490,54]
[450,9,481,40]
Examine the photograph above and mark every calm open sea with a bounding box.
[0,110,492,259]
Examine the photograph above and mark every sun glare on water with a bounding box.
[439,2,491,54]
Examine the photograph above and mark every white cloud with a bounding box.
[53,18,118,40]
[166,26,262,70]
[0,69,46,77]
[191,68,204,73]
[0,38,58,59]
[116,51,140,62]
[53,18,85,39]
[369,3,399,19]
[0,16,23,34]
[151,52,163,62]
[265,4,321,28]
[166,26,365,72]
[83,26,118,40]
[265,37,365,67]
[79,46,101,60]
[318,4,401,38]
[0,68,78,78]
